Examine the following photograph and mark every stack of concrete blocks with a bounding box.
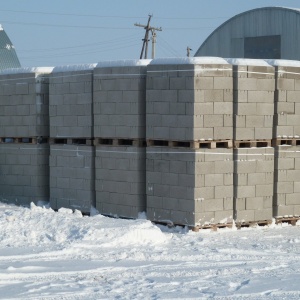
[146,57,233,141]
[0,67,53,205]
[93,60,150,218]
[270,60,300,217]
[271,61,300,138]
[229,59,275,223]
[49,64,96,213]
[146,57,234,226]
[274,146,300,217]
[0,67,52,138]
[229,59,275,141]
[146,147,234,226]
[234,147,274,222]
[0,144,49,206]
[49,144,95,213]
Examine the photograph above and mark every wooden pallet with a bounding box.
[152,220,233,232]
[192,223,233,232]
[50,138,93,146]
[193,140,233,149]
[147,139,233,149]
[0,137,48,144]
[234,139,272,148]
[94,138,145,147]
[272,138,300,147]
[235,219,273,229]
[275,216,300,226]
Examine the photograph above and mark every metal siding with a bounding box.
[0,29,21,69]
[195,7,300,60]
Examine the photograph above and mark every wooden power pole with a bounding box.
[135,15,162,59]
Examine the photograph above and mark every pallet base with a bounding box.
[234,140,272,148]
[272,138,300,147]
[147,139,233,149]
[50,138,93,146]
[0,137,48,144]
[275,216,300,226]
[94,138,145,147]
[235,219,273,229]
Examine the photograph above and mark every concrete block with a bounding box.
[204,199,224,212]
[194,103,214,115]
[286,193,300,205]
[236,198,246,210]
[213,77,233,90]
[203,115,223,127]
[247,91,273,103]
[195,187,214,199]
[277,102,295,114]
[213,102,232,115]
[202,90,224,102]
[236,103,257,115]
[256,184,273,197]
[236,185,256,198]
[236,210,255,222]
[214,210,233,223]
[215,185,233,198]
[277,205,294,217]
[194,77,214,90]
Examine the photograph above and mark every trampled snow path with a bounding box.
[0,203,299,299]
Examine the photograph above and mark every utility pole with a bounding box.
[187,46,193,57]
[135,15,162,59]
[151,30,157,59]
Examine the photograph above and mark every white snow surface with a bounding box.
[225,58,271,66]
[0,203,300,299]
[0,67,54,75]
[96,59,151,68]
[266,59,300,67]
[52,64,97,73]
[150,57,229,65]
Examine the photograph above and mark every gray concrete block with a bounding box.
[236,185,256,198]
[235,210,255,223]
[213,77,232,90]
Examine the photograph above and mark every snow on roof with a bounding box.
[0,24,3,31]
[150,57,229,65]
[52,64,97,73]
[96,59,151,68]
[225,58,271,66]
[0,67,54,75]
[266,59,300,67]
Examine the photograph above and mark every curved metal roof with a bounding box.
[0,26,21,70]
[195,7,300,59]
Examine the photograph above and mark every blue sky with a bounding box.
[1,0,299,67]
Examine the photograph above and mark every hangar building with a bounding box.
[0,24,21,69]
[195,7,300,60]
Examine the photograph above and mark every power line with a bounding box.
[0,8,228,20]
[19,34,139,52]
[158,36,181,57]
[19,42,141,60]
[1,20,216,31]
[1,20,138,30]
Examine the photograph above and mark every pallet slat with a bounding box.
[234,140,272,148]
[95,138,145,147]
[50,138,92,146]
[272,138,300,147]
[0,137,48,144]
[147,139,233,149]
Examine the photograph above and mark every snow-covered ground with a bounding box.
[0,203,299,299]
